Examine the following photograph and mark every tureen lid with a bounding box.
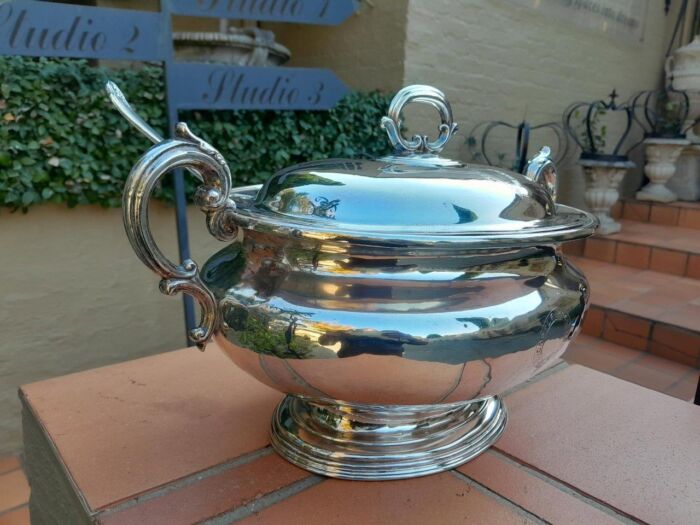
[231,85,597,248]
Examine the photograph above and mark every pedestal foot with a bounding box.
[270,395,507,480]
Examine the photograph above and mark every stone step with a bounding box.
[564,334,698,402]
[614,198,700,230]
[566,219,700,280]
[571,256,700,368]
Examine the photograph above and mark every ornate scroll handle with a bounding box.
[525,146,558,202]
[123,123,239,349]
[380,85,459,155]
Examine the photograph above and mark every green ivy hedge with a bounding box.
[0,56,392,210]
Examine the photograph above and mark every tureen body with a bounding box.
[114,84,596,480]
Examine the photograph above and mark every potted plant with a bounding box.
[564,91,635,235]
[630,89,690,203]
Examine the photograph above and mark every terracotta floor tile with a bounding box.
[649,248,689,276]
[657,303,700,332]
[611,299,667,319]
[665,371,700,401]
[581,307,604,337]
[571,256,643,285]
[0,470,30,513]
[239,473,538,525]
[589,283,640,308]
[611,354,692,392]
[687,255,700,279]
[563,334,641,373]
[678,207,700,229]
[20,344,284,511]
[602,311,650,350]
[663,237,700,255]
[649,204,680,225]
[0,456,20,476]
[583,238,616,262]
[614,242,651,269]
[498,365,700,525]
[458,451,622,525]
[622,200,650,222]
[608,220,700,255]
[0,506,30,525]
[98,453,309,525]
[651,324,700,359]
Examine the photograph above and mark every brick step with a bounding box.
[564,335,699,402]
[572,256,700,368]
[566,220,700,279]
[614,198,700,230]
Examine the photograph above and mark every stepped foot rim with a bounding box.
[270,394,507,481]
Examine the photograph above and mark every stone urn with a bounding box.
[637,138,689,203]
[581,158,635,235]
[667,35,700,143]
[173,27,290,66]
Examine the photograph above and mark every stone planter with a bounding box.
[581,158,635,235]
[637,138,689,203]
[667,36,700,143]
[668,145,700,201]
[173,28,291,66]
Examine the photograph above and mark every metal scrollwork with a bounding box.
[381,85,459,155]
[122,123,238,349]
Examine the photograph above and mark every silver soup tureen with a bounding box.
[110,83,596,480]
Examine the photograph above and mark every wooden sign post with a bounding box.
[0,0,358,344]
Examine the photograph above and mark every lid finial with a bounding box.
[381,85,458,155]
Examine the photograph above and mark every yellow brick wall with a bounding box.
[402,0,679,207]
[263,0,409,92]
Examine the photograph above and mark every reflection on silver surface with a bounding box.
[206,241,587,405]
[118,83,595,480]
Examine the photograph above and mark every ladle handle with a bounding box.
[122,123,238,349]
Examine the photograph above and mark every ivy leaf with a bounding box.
[22,190,38,205]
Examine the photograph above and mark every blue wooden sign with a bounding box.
[170,63,349,110]
[171,0,359,25]
[0,0,354,345]
[0,0,164,60]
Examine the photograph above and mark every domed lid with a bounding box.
[230,85,597,249]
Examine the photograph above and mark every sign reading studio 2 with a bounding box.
[0,0,358,109]
[506,0,649,43]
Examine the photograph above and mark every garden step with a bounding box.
[571,256,700,368]
[615,198,700,230]
[565,219,700,279]
[564,335,698,402]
